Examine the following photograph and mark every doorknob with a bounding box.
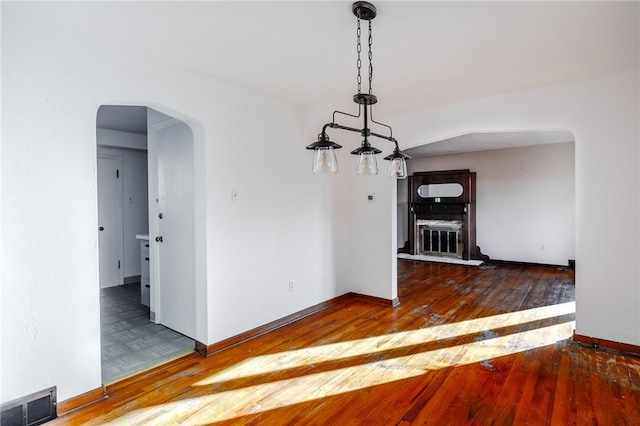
[155,236,163,243]
[99,226,104,231]
[158,212,164,219]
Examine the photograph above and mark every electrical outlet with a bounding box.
[539,244,545,251]
[288,280,294,292]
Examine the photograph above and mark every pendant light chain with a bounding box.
[356,17,362,94]
[306,2,410,179]
[368,19,373,95]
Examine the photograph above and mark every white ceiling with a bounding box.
[13,1,638,151]
[404,130,575,158]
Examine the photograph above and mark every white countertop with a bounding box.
[136,234,150,241]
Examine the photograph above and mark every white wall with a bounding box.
[405,142,575,265]
[97,144,149,279]
[0,4,353,403]
[389,70,639,346]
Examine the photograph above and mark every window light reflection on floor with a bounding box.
[198,301,575,385]
[101,303,575,425]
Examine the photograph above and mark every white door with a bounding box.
[153,121,196,338]
[97,155,124,289]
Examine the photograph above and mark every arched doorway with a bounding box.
[96,104,203,384]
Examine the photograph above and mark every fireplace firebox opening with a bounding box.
[416,220,463,258]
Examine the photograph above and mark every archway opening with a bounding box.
[397,129,576,267]
[96,104,205,384]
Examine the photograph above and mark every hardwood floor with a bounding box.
[53,260,640,425]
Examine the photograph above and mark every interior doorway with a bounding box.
[96,105,195,384]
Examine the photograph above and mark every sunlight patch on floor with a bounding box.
[102,319,575,425]
[197,301,575,385]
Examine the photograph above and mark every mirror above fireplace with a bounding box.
[417,183,464,199]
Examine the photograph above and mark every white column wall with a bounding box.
[349,169,398,301]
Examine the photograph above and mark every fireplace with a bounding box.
[416,220,463,258]
[406,169,488,261]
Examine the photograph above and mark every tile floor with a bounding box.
[100,283,194,384]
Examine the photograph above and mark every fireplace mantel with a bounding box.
[407,170,488,261]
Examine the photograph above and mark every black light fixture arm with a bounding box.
[369,104,393,140]
[332,107,361,124]
[322,122,394,142]
[321,121,395,144]
[324,103,394,143]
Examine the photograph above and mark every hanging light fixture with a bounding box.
[306,1,410,178]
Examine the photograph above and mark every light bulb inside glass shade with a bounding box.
[388,157,407,179]
[312,146,338,174]
[356,151,378,175]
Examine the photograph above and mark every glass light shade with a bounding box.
[388,157,407,179]
[355,151,378,175]
[312,147,338,174]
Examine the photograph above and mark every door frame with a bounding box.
[97,152,125,288]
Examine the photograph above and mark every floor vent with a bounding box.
[0,387,56,426]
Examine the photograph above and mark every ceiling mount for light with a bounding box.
[306,1,410,178]
[352,1,377,21]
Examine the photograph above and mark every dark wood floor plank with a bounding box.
[529,343,563,423]
[50,260,639,425]
[621,353,640,420]
[572,345,597,425]
[550,344,575,425]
